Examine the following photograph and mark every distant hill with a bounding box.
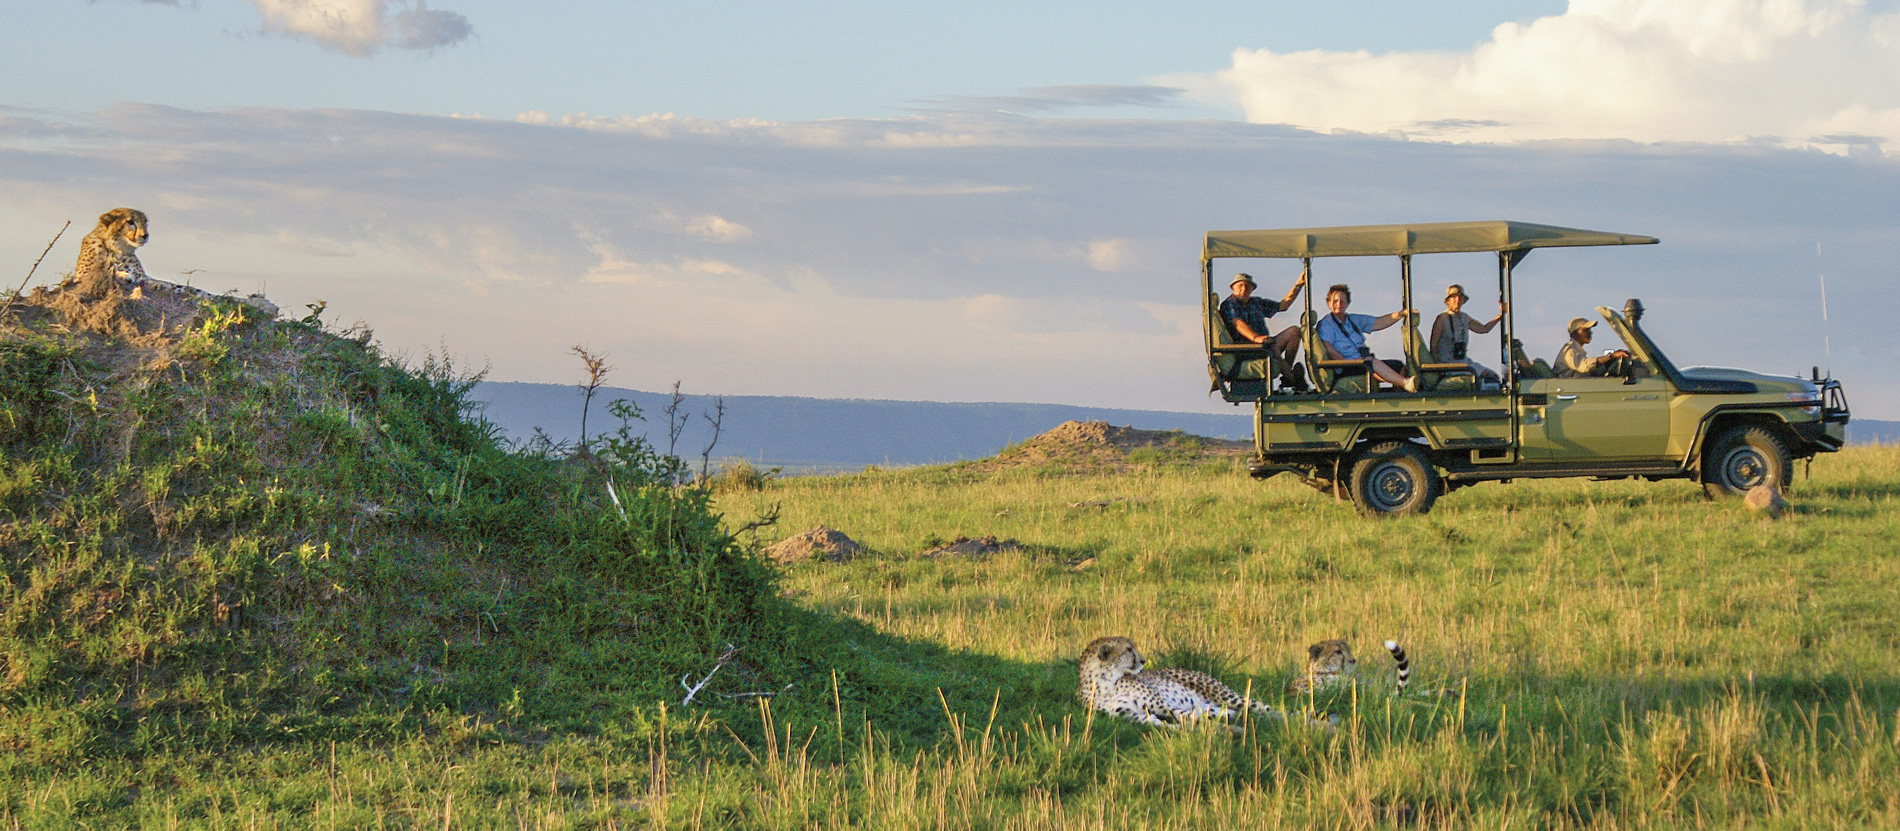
[472,382,1253,470]
[471,382,1899,470]
[1851,419,1900,444]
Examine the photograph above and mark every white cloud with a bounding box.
[1181,0,1900,151]
[684,215,753,242]
[1085,239,1131,272]
[247,0,472,57]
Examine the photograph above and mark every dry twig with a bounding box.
[681,643,741,705]
[4,221,71,323]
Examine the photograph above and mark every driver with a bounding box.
[1555,317,1631,377]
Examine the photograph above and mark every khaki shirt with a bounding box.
[1555,339,1609,378]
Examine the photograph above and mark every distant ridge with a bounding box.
[471,382,1900,470]
[472,382,1253,470]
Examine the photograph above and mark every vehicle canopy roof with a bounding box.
[1203,221,1658,260]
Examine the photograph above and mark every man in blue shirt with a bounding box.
[1314,283,1419,393]
[1218,270,1306,366]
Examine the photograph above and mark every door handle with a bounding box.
[1556,394,1578,400]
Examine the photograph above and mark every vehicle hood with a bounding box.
[1679,366,1814,395]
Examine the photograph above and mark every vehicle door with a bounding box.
[1537,375,1672,460]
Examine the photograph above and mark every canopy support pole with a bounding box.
[1401,254,1418,386]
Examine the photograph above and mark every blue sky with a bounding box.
[11,1,1567,120]
[4,1,1899,418]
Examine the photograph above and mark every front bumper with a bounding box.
[1791,418,1847,452]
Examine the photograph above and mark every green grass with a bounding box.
[5,287,1898,827]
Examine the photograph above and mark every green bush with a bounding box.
[0,309,785,766]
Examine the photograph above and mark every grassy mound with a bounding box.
[0,286,782,765]
[974,420,1248,475]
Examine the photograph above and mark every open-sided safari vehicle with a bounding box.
[1201,221,1850,516]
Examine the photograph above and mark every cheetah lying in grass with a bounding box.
[1286,638,1450,699]
[1077,636,1334,731]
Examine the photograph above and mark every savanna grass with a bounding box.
[5,282,1895,828]
[7,442,1897,828]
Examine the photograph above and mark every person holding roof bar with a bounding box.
[1429,283,1503,385]
[1219,268,1309,388]
[1314,283,1421,393]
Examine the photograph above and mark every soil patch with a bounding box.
[765,525,861,564]
[920,535,1020,560]
[974,420,1248,473]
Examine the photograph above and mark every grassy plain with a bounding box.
[704,446,1900,828]
[5,284,1897,831]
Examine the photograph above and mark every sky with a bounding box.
[4,0,1898,418]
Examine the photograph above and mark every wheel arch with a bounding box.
[1690,409,1800,473]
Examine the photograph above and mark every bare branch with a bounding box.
[680,643,741,706]
[698,397,726,488]
[572,346,611,449]
[736,502,781,536]
[4,221,71,324]
[718,683,795,701]
[663,381,686,464]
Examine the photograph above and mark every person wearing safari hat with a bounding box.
[1219,269,1308,385]
[1555,315,1631,378]
[1428,283,1503,384]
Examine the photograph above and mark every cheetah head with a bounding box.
[1079,636,1143,684]
[99,208,149,253]
[1306,639,1356,677]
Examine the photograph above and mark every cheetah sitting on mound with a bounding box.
[1286,639,1413,696]
[58,207,280,317]
[1078,636,1332,730]
[65,207,150,299]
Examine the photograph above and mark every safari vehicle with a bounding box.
[1201,221,1850,516]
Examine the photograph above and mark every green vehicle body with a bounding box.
[1200,221,1850,515]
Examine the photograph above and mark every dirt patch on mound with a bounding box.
[920,535,1020,560]
[765,526,861,564]
[975,420,1249,473]
[6,280,292,374]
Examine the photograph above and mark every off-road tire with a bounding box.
[1348,442,1442,516]
[1701,425,1792,499]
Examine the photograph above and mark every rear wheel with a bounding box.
[1349,442,1442,516]
[1701,425,1791,498]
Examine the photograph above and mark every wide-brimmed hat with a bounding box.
[1445,284,1468,300]
[1567,317,1598,335]
[1230,273,1257,288]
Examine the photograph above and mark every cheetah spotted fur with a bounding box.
[1078,636,1300,729]
[67,207,150,298]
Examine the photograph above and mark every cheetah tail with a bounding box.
[1383,640,1410,692]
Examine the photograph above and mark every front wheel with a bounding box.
[1349,442,1443,516]
[1701,425,1792,498]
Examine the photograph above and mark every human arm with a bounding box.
[1466,306,1502,335]
[1368,309,1416,332]
[1279,268,1308,311]
[1230,317,1268,344]
[1558,340,1623,374]
[1220,296,1272,344]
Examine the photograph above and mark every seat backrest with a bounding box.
[1208,293,1274,399]
[1207,293,1239,376]
[1301,310,1371,394]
